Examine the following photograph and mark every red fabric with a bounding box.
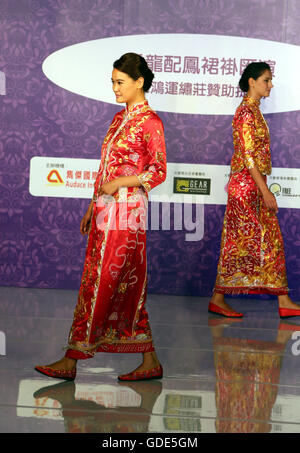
[213,337,283,433]
[93,100,166,197]
[65,101,166,359]
[214,169,288,295]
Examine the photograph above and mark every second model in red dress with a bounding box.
[214,95,288,295]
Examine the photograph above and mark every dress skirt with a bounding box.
[65,191,154,359]
[214,168,288,295]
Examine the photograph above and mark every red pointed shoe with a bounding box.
[279,307,300,318]
[118,365,163,381]
[34,365,76,381]
[208,302,243,318]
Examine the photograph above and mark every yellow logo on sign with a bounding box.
[176,179,189,193]
[269,183,281,196]
[47,169,64,186]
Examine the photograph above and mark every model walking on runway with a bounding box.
[209,62,300,318]
[35,53,166,381]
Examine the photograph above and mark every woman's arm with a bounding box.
[98,175,141,196]
[137,117,167,193]
[238,108,277,212]
[249,165,278,212]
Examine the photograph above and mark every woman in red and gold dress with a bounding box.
[35,53,166,381]
[209,62,300,318]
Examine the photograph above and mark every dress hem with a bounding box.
[65,341,155,359]
[214,285,289,296]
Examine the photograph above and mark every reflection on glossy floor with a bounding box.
[1,286,300,433]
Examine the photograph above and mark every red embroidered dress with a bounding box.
[65,101,167,359]
[214,96,288,295]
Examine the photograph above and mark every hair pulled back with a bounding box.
[113,52,154,92]
[239,62,271,92]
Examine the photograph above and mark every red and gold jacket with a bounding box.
[93,100,167,202]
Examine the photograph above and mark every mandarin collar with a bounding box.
[125,100,148,116]
[243,95,260,107]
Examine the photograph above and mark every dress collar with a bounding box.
[125,100,149,116]
[243,95,260,107]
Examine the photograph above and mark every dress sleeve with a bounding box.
[137,117,167,192]
[239,110,257,170]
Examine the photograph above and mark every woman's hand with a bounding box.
[262,189,278,213]
[98,179,120,197]
[97,176,140,198]
[80,203,93,236]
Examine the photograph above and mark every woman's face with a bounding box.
[249,69,273,100]
[111,68,144,107]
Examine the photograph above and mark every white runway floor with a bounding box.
[1,286,300,434]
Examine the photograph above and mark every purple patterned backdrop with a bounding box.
[1,0,300,300]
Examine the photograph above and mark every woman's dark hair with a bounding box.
[239,62,271,92]
[113,52,154,92]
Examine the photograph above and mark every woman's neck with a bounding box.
[126,94,146,109]
[246,91,261,103]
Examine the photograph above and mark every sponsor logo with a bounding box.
[173,177,211,195]
[269,181,297,198]
[46,169,64,186]
[269,182,281,196]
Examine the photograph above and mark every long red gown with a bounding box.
[214,96,288,295]
[65,101,167,359]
